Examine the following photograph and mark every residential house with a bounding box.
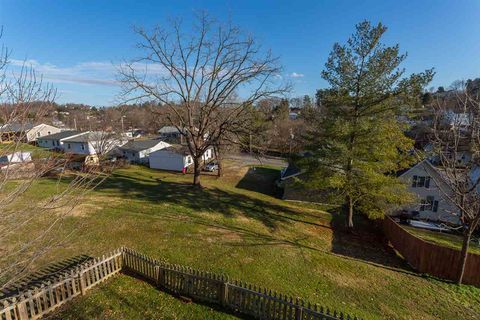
[118,139,170,164]
[37,131,82,150]
[278,163,330,203]
[396,160,460,225]
[0,123,60,143]
[158,126,185,143]
[149,144,213,172]
[62,131,126,156]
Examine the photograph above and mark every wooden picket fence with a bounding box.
[1,248,361,320]
[0,250,123,320]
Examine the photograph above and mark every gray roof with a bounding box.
[62,131,108,143]
[158,126,184,134]
[163,144,191,155]
[40,131,80,141]
[281,163,302,180]
[0,123,35,133]
[119,139,163,152]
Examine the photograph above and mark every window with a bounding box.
[412,175,431,188]
[420,196,437,211]
[81,144,85,151]
[67,143,71,149]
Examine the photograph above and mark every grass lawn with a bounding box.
[3,154,480,320]
[404,226,480,255]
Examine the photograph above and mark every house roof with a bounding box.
[0,123,35,133]
[280,163,302,180]
[119,139,164,152]
[162,144,191,155]
[158,126,184,134]
[62,131,110,143]
[40,131,81,141]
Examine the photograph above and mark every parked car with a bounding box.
[204,161,218,172]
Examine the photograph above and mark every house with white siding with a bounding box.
[397,160,460,225]
[118,139,170,164]
[62,132,126,155]
[149,145,213,172]
[37,131,82,150]
[0,123,61,143]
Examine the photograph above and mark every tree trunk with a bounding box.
[457,229,472,285]
[345,195,354,229]
[214,145,223,177]
[193,157,201,187]
[217,158,223,177]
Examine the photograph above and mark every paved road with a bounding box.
[226,153,287,168]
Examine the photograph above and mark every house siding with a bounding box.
[399,162,460,224]
[28,124,61,142]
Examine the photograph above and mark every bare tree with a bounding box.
[431,80,480,284]
[119,13,287,186]
[0,30,102,290]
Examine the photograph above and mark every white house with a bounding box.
[0,123,60,143]
[118,139,170,164]
[37,131,82,150]
[27,124,61,142]
[397,160,460,225]
[0,151,32,164]
[149,145,213,172]
[62,132,126,155]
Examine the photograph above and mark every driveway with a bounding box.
[225,153,287,168]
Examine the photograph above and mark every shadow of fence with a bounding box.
[0,248,363,320]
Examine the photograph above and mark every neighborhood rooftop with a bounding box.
[62,131,109,143]
[40,130,80,140]
[0,123,35,132]
[119,139,163,152]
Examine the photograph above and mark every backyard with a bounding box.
[3,156,480,320]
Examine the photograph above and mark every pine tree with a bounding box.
[301,21,434,229]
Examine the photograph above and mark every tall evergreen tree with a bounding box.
[301,21,434,228]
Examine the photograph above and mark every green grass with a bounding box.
[404,226,480,254]
[50,275,238,320]
[5,162,480,320]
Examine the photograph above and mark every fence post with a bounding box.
[79,271,86,295]
[16,297,29,320]
[295,305,303,320]
[154,266,161,287]
[220,282,229,307]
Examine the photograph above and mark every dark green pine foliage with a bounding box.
[301,21,434,228]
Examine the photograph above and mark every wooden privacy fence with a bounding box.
[1,248,362,320]
[383,216,480,286]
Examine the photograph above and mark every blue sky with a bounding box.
[1,0,479,106]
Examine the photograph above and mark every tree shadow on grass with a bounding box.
[1,254,93,300]
[235,167,282,198]
[95,171,307,231]
[328,208,414,273]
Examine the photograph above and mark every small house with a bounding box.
[158,126,185,143]
[119,139,170,164]
[396,160,460,225]
[37,131,82,150]
[62,132,126,155]
[0,123,61,143]
[149,145,213,172]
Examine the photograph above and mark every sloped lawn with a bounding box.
[7,159,480,320]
